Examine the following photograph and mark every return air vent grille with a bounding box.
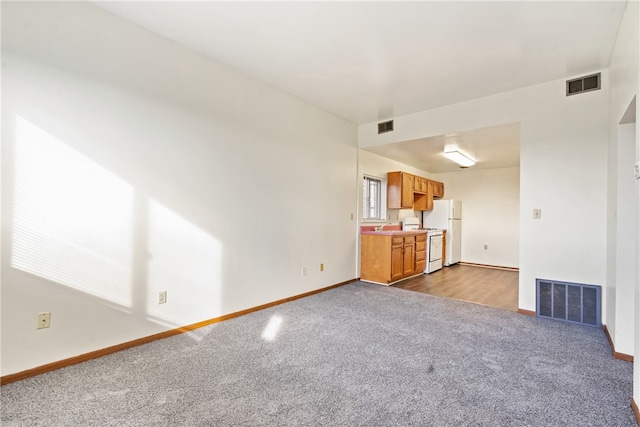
[378,120,394,134]
[566,73,601,96]
[536,279,601,327]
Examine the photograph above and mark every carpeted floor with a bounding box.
[1,281,636,426]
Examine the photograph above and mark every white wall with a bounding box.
[1,2,358,376]
[615,122,638,357]
[605,0,639,400]
[359,72,610,317]
[433,167,519,268]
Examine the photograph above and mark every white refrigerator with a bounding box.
[422,199,462,266]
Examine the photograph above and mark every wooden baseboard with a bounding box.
[458,262,519,272]
[602,324,634,363]
[602,324,615,354]
[632,397,640,426]
[614,351,634,362]
[517,309,535,316]
[1,278,356,386]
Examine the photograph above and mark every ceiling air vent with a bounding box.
[378,120,394,134]
[566,73,601,96]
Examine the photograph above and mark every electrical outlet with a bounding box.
[37,312,51,329]
[320,263,324,272]
[302,267,307,276]
[533,209,542,219]
[634,162,640,179]
[483,245,488,250]
[350,213,354,220]
[158,290,167,304]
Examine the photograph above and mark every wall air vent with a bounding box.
[536,279,601,327]
[566,73,601,96]
[378,120,394,134]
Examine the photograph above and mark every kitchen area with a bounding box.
[358,143,520,311]
[360,171,459,285]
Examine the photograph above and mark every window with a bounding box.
[363,175,386,221]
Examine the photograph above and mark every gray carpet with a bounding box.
[1,281,636,426]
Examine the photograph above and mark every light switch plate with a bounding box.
[533,209,542,219]
[158,291,167,304]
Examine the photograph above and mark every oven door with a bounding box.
[426,234,443,274]
[429,235,443,262]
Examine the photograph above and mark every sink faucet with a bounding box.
[375,223,391,232]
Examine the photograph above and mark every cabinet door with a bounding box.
[425,180,434,210]
[402,237,415,276]
[421,177,428,193]
[413,177,427,194]
[433,181,444,198]
[390,239,404,282]
[401,173,414,208]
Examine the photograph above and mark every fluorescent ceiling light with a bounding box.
[444,150,475,167]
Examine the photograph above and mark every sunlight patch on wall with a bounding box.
[146,199,222,325]
[261,315,283,342]
[12,116,134,307]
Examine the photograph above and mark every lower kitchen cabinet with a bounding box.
[390,237,404,282]
[361,232,427,285]
[415,234,426,272]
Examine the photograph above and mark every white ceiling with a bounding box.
[93,1,627,172]
[365,122,521,174]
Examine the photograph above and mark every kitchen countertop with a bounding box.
[361,229,428,236]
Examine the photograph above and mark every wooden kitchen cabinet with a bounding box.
[388,171,444,211]
[387,172,414,209]
[442,230,447,267]
[415,234,426,272]
[390,237,404,282]
[413,176,427,194]
[432,180,445,198]
[361,232,426,285]
[402,236,415,276]
[425,180,434,211]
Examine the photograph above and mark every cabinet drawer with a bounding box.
[415,250,426,262]
[415,260,426,271]
[416,234,426,242]
[416,241,426,252]
[403,236,415,244]
[392,237,404,246]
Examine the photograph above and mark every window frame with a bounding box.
[362,174,387,222]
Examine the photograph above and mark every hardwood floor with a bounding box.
[392,264,519,311]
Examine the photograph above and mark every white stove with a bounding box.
[425,229,443,274]
[402,217,421,231]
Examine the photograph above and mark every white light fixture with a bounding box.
[444,150,475,167]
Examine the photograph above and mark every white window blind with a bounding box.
[363,175,385,220]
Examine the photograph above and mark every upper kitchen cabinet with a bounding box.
[387,172,414,209]
[432,180,444,198]
[413,176,427,194]
[388,172,445,211]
